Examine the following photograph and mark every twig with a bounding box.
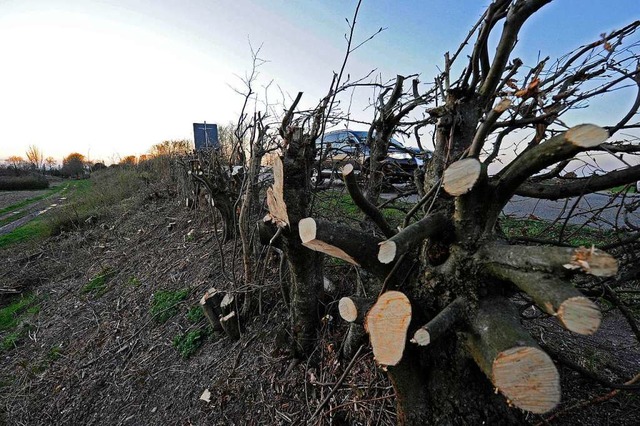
[308,345,364,422]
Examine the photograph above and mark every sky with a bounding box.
[0,0,638,165]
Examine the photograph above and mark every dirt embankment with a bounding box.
[0,189,638,425]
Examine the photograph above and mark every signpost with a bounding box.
[193,122,219,150]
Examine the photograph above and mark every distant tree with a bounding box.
[6,155,26,172]
[44,156,57,171]
[61,152,86,178]
[25,145,44,171]
[149,139,193,157]
[137,154,149,163]
[119,155,137,166]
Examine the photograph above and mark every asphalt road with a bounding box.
[503,193,640,230]
[379,184,640,230]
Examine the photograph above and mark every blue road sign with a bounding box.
[193,123,219,150]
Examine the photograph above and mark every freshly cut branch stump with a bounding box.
[299,217,401,280]
[377,213,450,264]
[220,293,235,316]
[443,158,483,196]
[487,265,601,335]
[265,155,290,228]
[199,288,224,331]
[338,297,375,324]
[219,311,240,341]
[299,218,358,265]
[412,297,467,346]
[478,243,618,277]
[466,297,560,414]
[365,291,412,366]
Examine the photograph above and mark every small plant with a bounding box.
[186,306,204,323]
[127,276,141,286]
[0,294,36,331]
[82,269,114,296]
[47,344,63,362]
[172,329,205,359]
[1,330,22,351]
[150,289,189,323]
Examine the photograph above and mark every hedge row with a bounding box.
[0,175,49,190]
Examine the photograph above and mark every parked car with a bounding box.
[312,130,430,185]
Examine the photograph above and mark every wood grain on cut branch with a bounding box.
[338,296,375,324]
[265,155,290,228]
[495,124,609,204]
[412,297,468,346]
[486,264,601,335]
[299,217,403,280]
[465,297,560,414]
[378,212,450,264]
[443,158,484,196]
[365,291,412,366]
[478,243,618,277]
[342,163,395,238]
[516,164,640,200]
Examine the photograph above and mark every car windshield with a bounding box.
[350,131,406,148]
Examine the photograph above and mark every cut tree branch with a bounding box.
[464,296,560,414]
[485,264,602,335]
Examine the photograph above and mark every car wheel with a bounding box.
[311,167,324,186]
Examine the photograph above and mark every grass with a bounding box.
[150,289,189,323]
[0,218,51,248]
[172,329,206,358]
[499,216,624,247]
[313,190,410,229]
[0,294,37,331]
[82,269,115,296]
[0,293,39,353]
[186,306,204,323]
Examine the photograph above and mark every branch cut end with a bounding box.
[492,346,560,414]
[443,158,482,196]
[338,297,358,322]
[365,291,412,366]
[557,296,601,335]
[377,241,397,264]
[565,124,609,148]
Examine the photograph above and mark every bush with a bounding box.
[0,174,49,190]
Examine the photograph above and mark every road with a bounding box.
[503,193,640,230]
[379,185,640,230]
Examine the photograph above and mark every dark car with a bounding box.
[312,130,430,184]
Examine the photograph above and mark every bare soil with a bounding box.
[0,191,638,425]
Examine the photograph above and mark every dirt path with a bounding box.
[0,186,70,237]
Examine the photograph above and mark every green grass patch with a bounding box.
[0,294,37,331]
[150,289,189,323]
[313,190,410,229]
[47,344,63,362]
[82,269,115,296]
[186,306,204,323]
[0,218,51,248]
[0,294,39,353]
[1,330,22,351]
[172,329,206,358]
[127,276,141,287]
[499,216,623,247]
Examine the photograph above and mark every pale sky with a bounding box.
[0,0,638,165]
